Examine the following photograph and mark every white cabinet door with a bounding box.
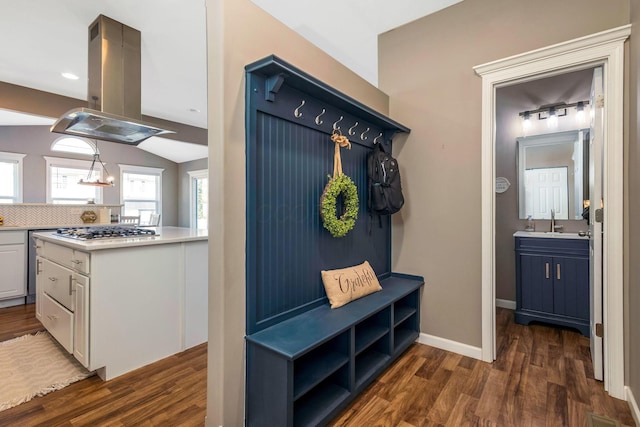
[0,243,26,300]
[73,273,90,368]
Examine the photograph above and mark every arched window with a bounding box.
[51,137,97,155]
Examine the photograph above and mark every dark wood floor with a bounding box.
[0,304,207,426]
[329,307,635,427]
[0,304,634,426]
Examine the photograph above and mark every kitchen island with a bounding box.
[32,226,208,380]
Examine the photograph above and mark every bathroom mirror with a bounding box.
[517,129,589,220]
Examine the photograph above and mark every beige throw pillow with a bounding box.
[321,261,382,309]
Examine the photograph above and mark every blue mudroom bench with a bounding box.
[244,55,423,426]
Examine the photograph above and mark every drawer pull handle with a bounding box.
[545,263,549,279]
[71,260,82,265]
[46,315,58,321]
[36,259,42,275]
[69,276,74,295]
[557,264,561,280]
[48,277,57,282]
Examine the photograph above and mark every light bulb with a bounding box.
[522,112,531,134]
[547,108,558,128]
[576,102,586,125]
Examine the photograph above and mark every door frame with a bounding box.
[473,25,630,400]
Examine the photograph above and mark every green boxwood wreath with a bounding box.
[320,174,359,238]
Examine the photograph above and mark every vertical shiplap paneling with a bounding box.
[252,112,390,330]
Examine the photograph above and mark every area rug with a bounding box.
[0,331,93,411]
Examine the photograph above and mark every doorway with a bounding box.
[474,25,629,399]
[493,66,601,375]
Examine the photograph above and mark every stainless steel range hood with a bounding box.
[51,15,174,145]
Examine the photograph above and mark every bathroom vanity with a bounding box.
[513,231,590,337]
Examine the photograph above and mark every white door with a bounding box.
[589,66,604,381]
[524,167,569,219]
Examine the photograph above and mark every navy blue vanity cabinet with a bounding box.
[514,236,590,337]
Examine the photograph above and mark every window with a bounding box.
[0,151,26,203]
[44,156,103,204]
[51,137,97,156]
[188,169,208,230]
[120,164,163,225]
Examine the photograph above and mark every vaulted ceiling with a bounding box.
[0,0,463,127]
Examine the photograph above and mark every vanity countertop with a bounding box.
[513,230,588,240]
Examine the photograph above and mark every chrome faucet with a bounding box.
[550,209,563,232]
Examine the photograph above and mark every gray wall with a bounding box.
[378,0,629,347]
[627,0,639,414]
[0,125,204,226]
[494,70,592,301]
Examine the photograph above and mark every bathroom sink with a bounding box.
[513,230,588,239]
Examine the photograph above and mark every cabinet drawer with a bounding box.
[71,251,90,275]
[42,241,90,274]
[42,293,74,353]
[42,258,75,311]
[42,241,74,268]
[515,237,588,256]
[0,231,26,245]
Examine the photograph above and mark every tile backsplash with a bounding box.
[0,204,122,227]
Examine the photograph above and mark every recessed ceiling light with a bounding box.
[61,72,79,80]
[189,108,201,113]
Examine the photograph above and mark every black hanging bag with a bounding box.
[367,143,404,218]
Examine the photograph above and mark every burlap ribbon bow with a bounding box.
[330,130,351,178]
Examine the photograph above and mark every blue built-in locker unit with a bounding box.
[244,55,425,427]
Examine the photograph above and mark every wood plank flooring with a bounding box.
[0,304,207,426]
[0,302,44,342]
[0,304,634,426]
[330,308,635,427]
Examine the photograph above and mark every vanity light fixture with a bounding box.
[518,100,589,132]
[78,140,115,187]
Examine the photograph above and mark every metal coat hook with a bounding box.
[332,116,343,130]
[360,127,370,140]
[348,122,359,136]
[373,133,383,144]
[314,108,326,125]
[294,100,305,118]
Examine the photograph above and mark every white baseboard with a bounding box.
[417,333,483,360]
[627,386,640,427]
[496,299,516,310]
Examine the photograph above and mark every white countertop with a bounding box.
[513,230,588,240]
[32,226,208,251]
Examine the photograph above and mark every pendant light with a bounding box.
[78,140,115,187]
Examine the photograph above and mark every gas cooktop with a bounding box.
[56,226,157,240]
